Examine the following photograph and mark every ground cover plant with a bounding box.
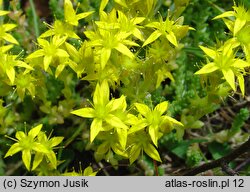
[0,0,249,176]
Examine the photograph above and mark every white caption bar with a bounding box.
[0,176,249,192]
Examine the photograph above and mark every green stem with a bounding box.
[153,160,159,176]
[0,0,4,24]
[29,0,40,38]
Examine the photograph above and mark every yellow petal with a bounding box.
[90,118,102,142]
[222,68,236,91]
[28,124,43,139]
[233,59,250,68]
[0,10,10,16]
[195,62,219,74]
[44,55,52,71]
[134,103,151,117]
[213,11,234,20]
[234,18,246,36]
[76,11,94,20]
[149,125,158,147]
[27,49,45,59]
[3,33,19,44]
[142,30,162,47]
[100,48,111,69]
[154,101,168,115]
[237,74,245,96]
[22,149,31,170]
[71,108,95,118]
[115,43,134,59]
[6,67,15,84]
[4,143,22,158]
[166,31,178,47]
[3,24,17,31]
[105,114,127,129]
[199,46,217,59]
[116,128,127,149]
[100,0,109,12]
[143,144,162,162]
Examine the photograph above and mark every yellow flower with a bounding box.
[195,44,250,95]
[27,36,69,71]
[213,4,250,35]
[5,124,49,170]
[0,23,19,44]
[64,0,94,26]
[71,80,129,148]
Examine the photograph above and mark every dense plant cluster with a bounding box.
[0,0,249,176]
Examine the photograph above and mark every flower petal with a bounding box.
[143,143,162,162]
[105,114,127,129]
[28,124,43,139]
[22,149,31,170]
[114,43,134,59]
[195,62,219,75]
[134,103,151,117]
[199,46,217,59]
[237,74,245,96]
[166,31,178,47]
[4,143,22,158]
[71,108,95,118]
[222,68,236,91]
[90,118,102,142]
[154,101,168,116]
[142,30,162,47]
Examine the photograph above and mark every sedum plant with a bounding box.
[0,0,249,176]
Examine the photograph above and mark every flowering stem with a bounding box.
[153,160,159,176]
[29,0,40,38]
